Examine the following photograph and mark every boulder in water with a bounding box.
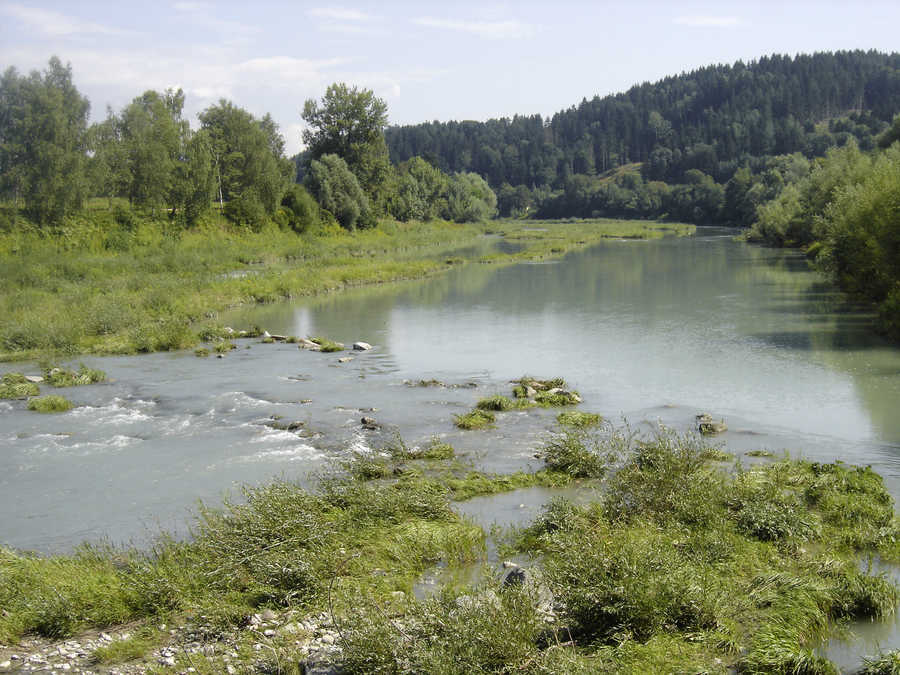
[696,413,728,435]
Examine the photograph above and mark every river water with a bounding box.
[2,226,900,664]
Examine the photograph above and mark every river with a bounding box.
[3,226,900,552]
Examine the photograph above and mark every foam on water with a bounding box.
[226,442,325,464]
[346,432,374,455]
[214,391,277,412]
[70,398,152,425]
[24,433,141,456]
[249,427,303,444]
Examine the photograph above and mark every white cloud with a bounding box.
[412,16,535,39]
[307,7,370,22]
[235,56,346,86]
[0,3,131,36]
[673,15,740,27]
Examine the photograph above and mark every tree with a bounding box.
[304,153,372,230]
[444,173,497,223]
[387,157,449,221]
[878,113,900,148]
[302,83,391,203]
[119,89,185,212]
[86,108,128,207]
[170,129,216,226]
[199,100,291,226]
[0,57,90,225]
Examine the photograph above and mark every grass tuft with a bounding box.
[212,340,236,353]
[557,411,602,427]
[860,649,900,675]
[454,409,495,430]
[310,336,344,352]
[27,394,74,413]
[43,364,106,387]
[0,372,39,398]
[476,394,534,411]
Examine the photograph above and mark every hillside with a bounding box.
[385,50,900,190]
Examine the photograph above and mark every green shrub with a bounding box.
[541,428,609,478]
[604,429,727,527]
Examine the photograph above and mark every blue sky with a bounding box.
[2,1,899,155]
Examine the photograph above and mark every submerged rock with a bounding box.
[696,413,728,435]
[337,357,354,363]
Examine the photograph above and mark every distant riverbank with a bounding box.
[0,213,692,361]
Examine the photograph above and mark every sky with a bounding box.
[2,1,899,156]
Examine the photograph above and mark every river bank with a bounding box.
[0,216,692,362]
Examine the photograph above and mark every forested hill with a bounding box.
[385,51,900,188]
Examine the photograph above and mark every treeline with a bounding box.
[747,119,900,338]
[0,60,496,232]
[386,51,900,219]
[387,51,900,187]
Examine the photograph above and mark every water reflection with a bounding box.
[226,228,900,457]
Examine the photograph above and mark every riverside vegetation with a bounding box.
[0,212,691,361]
[1,422,899,673]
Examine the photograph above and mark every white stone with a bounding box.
[352,342,372,351]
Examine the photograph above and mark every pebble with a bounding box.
[260,609,276,621]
